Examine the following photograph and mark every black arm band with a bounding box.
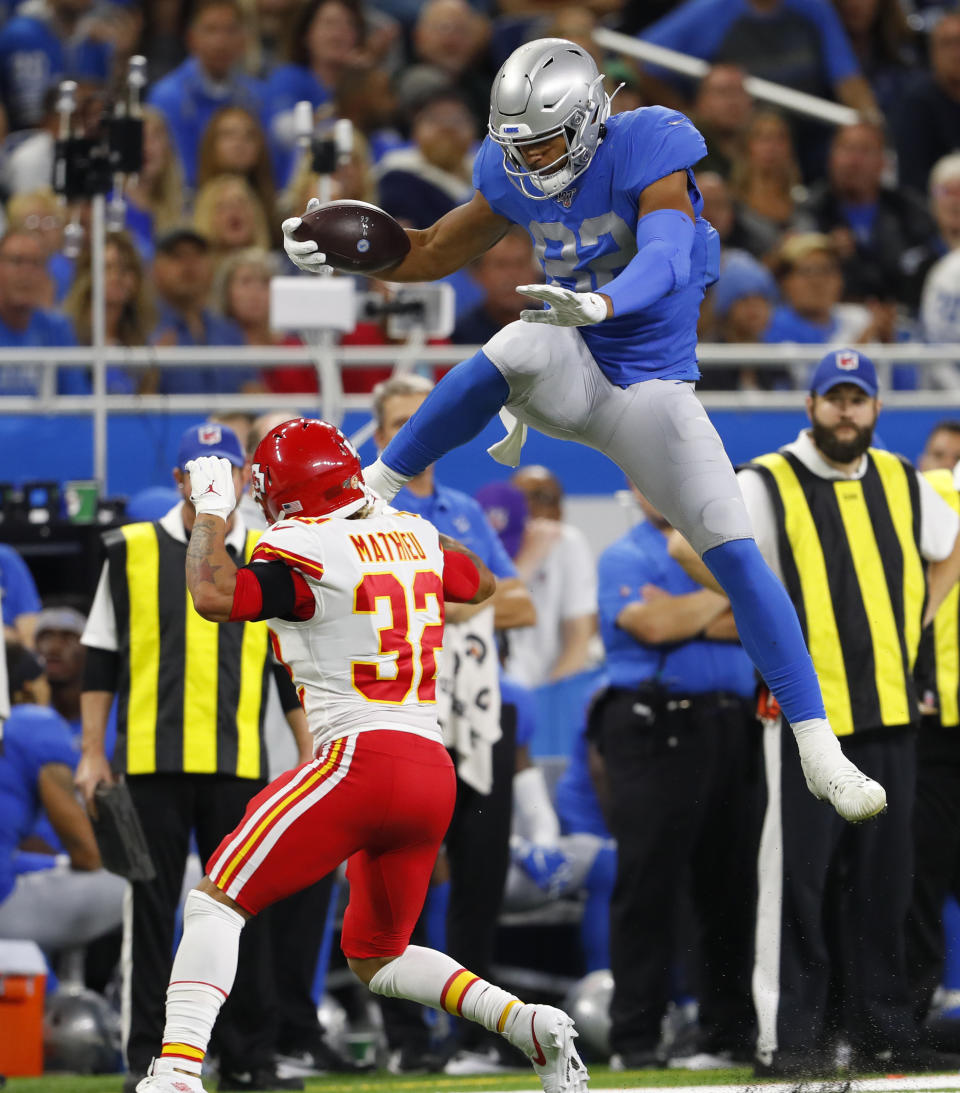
[272,662,302,713]
[83,647,121,692]
[246,560,299,621]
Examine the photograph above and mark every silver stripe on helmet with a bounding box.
[488,38,612,200]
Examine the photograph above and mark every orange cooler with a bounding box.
[0,940,47,1076]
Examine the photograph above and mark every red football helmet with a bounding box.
[251,418,366,523]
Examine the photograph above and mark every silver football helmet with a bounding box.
[488,38,611,200]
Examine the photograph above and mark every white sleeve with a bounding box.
[559,526,598,619]
[737,468,783,582]
[917,472,960,562]
[81,562,118,652]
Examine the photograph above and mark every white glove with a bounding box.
[517,283,608,326]
[185,456,236,521]
[281,197,334,275]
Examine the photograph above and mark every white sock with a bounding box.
[369,945,523,1037]
[158,889,245,1075]
[363,458,411,503]
[792,717,844,762]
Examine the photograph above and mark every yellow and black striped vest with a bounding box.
[104,521,270,777]
[921,469,960,726]
[749,447,926,736]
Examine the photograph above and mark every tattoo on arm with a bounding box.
[185,517,237,600]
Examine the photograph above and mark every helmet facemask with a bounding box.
[490,72,611,200]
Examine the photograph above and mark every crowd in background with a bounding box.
[0,0,960,396]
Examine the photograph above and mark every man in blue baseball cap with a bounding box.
[176,422,247,471]
[670,345,960,1078]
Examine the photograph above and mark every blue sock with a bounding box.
[382,350,510,478]
[702,538,826,724]
[581,843,616,972]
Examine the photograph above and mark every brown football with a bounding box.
[290,200,411,274]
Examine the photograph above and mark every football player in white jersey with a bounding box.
[136,419,589,1093]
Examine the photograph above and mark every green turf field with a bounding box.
[16,1070,960,1093]
[4,1067,749,1093]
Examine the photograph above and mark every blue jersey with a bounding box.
[473,106,719,386]
[0,705,77,904]
[0,544,41,626]
[0,13,112,131]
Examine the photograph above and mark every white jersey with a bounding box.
[254,509,447,751]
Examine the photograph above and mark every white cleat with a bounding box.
[800,749,887,823]
[136,1060,206,1093]
[509,1003,589,1093]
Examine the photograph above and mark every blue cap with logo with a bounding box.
[810,348,878,398]
[177,423,245,470]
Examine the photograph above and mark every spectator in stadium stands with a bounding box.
[146,227,261,395]
[927,153,960,264]
[192,174,273,276]
[376,89,476,230]
[5,187,71,304]
[763,233,873,379]
[396,0,492,131]
[452,228,542,345]
[63,232,155,394]
[264,0,366,184]
[691,64,753,181]
[215,247,288,355]
[698,171,773,260]
[146,0,268,188]
[894,13,960,196]
[639,0,879,150]
[371,373,536,1074]
[0,0,112,133]
[0,229,81,397]
[121,107,188,264]
[75,422,311,1092]
[492,466,599,688]
[592,483,758,1070]
[334,61,403,164]
[0,543,40,647]
[0,642,125,951]
[802,121,938,310]
[197,107,279,245]
[832,0,920,125]
[729,111,814,260]
[700,251,781,389]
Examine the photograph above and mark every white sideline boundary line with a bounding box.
[571,1082,960,1093]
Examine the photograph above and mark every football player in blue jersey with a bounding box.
[282,39,888,823]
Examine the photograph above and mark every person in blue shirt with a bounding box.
[286,38,887,826]
[146,0,269,188]
[0,543,41,647]
[263,0,360,186]
[0,228,82,396]
[149,228,258,395]
[0,642,124,950]
[0,0,112,133]
[591,484,759,1069]
[639,0,877,122]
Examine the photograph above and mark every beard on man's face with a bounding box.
[811,415,875,463]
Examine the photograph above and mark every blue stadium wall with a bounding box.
[5,406,951,495]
